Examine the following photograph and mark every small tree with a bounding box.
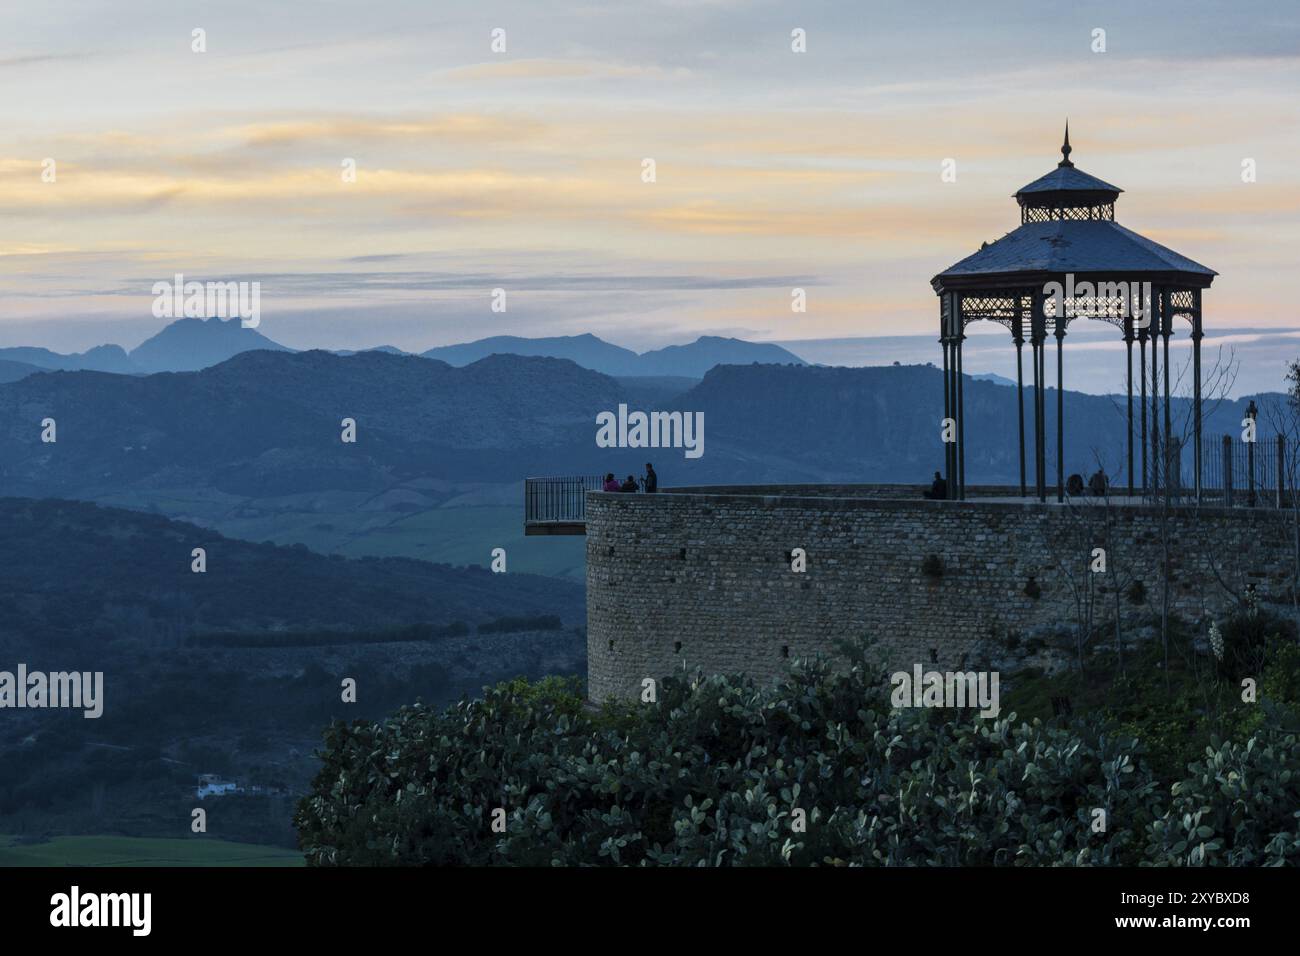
[1261,359,1300,615]
[1145,344,1237,688]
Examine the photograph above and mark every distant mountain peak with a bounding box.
[129,316,292,373]
[0,342,137,375]
[634,336,807,377]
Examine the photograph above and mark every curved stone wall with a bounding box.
[585,485,1292,701]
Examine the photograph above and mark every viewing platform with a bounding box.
[523,475,604,535]
[523,442,1291,536]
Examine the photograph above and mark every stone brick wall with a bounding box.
[585,485,1295,701]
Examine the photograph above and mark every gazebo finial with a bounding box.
[1059,121,1074,168]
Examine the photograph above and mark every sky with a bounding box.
[1,0,1298,375]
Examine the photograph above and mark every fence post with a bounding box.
[1223,435,1233,507]
[1279,435,1287,509]
[1247,434,1257,507]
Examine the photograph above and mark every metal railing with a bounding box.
[524,475,604,525]
[1199,434,1288,507]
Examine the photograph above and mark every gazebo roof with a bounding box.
[935,219,1217,284]
[1015,123,1122,202]
[933,127,1217,290]
[1015,164,1121,198]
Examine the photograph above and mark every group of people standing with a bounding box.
[924,466,1109,499]
[603,463,658,494]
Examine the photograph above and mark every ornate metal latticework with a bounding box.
[1168,289,1198,329]
[1053,293,1141,329]
[958,295,1019,330]
[1022,202,1114,224]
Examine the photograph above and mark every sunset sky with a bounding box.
[2,0,1298,362]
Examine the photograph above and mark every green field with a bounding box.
[91,489,587,581]
[0,835,304,867]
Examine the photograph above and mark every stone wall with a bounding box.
[585,485,1295,701]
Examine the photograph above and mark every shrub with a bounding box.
[294,646,1300,867]
[1146,733,1300,865]
[1213,597,1295,682]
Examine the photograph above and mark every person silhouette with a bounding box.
[924,471,947,499]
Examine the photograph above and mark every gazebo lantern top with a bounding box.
[1013,123,1122,222]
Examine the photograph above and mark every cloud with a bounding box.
[230,114,544,148]
[438,58,689,82]
[0,52,93,69]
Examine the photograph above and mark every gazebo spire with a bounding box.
[1012,126,1121,222]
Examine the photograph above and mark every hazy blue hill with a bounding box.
[5,326,808,381]
[73,344,138,373]
[423,333,642,376]
[972,371,1017,387]
[0,343,137,374]
[635,335,807,377]
[0,496,583,651]
[196,349,617,451]
[615,375,700,406]
[129,317,292,373]
[422,332,808,378]
[0,349,622,499]
[0,350,1279,577]
[668,364,948,483]
[0,359,44,383]
[334,345,409,356]
[672,363,1278,486]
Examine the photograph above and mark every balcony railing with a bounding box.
[523,475,604,534]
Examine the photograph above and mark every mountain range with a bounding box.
[420,333,806,377]
[0,349,624,501]
[0,346,1273,501]
[0,319,806,381]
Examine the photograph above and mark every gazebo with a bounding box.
[931,126,1217,503]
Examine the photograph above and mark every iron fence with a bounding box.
[1183,435,1290,507]
[524,475,604,525]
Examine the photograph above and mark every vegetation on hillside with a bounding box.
[0,497,584,848]
[0,497,582,653]
[296,629,1300,867]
